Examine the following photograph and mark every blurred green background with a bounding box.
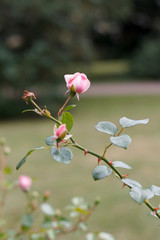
[0,0,160,118]
[1,1,160,239]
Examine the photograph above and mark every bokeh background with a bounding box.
[1,1,160,239]
[1,0,160,118]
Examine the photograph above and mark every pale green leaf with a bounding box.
[150,185,160,196]
[122,178,142,188]
[40,203,55,216]
[16,147,45,170]
[112,161,131,169]
[45,136,54,146]
[63,104,76,111]
[110,135,131,149]
[95,121,117,135]
[129,187,154,205]
[92,165,112,181]
[21,214,33,229]
[119,117,149,128]
[50,146,73,164]
[98,232,115,240]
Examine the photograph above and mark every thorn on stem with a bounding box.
[154,207,159,211]
[98,158,101,164]
[84,150,88,156]
[123,174,129,178]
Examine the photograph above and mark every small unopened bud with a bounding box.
[3,146,11,155]
[94,197,101,205]
[32,191,39,199]
[56,124,67,140]
[43,190,51,201]
[55,209,61,216]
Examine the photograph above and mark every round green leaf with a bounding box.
[61,112,73,132]
[112,161,131,169]
[92,165,112,181]
[110,135,131,149]
[21,214,34,229]
[50,146,73,164]
[95,121,118,135]
[119,117,149,128]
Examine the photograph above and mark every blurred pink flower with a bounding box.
[19,175,32,191]
[64,72,90,99]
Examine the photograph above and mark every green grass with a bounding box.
[1,95,160,240]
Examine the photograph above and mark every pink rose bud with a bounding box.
[43,190,51,200]
[64,72,90,99]
[56,124,67,140]
[19,175,32,191]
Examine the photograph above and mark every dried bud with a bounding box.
[22,90,36,104]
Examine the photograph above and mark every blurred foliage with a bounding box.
[0,0,133,89]
[130,38,160,79]
[92,0,160,59]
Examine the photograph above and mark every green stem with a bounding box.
[72,141,123,179]
[144,200,160,219]
[30,99,43,113]
[31,99,60,125]
[102,127,125,158]
[117,127,124,136]
[58,94,72,119]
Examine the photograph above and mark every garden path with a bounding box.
[85,81,160,97]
